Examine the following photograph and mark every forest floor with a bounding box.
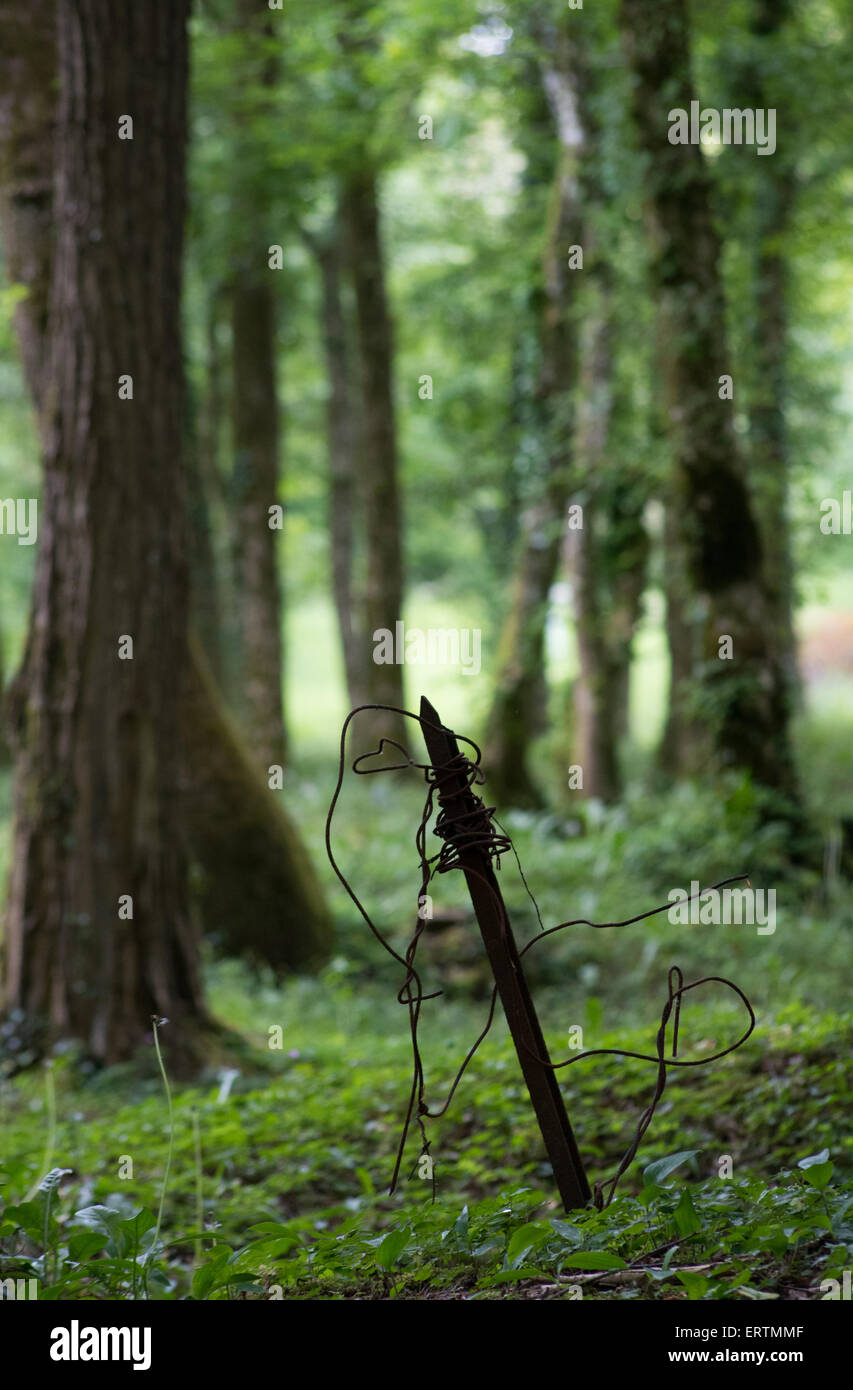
[1,974,850,1300]
[2,737,852,1300]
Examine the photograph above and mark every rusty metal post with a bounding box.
[419,695,591,1211]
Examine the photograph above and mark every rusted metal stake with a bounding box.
[419,695,591,1211]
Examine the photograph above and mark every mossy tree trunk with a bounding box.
[620,0,801,808]
[744,0,798,709]
[180,641,333,972]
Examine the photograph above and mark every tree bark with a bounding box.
[340,165,406,750]
[230,277,286,772]
[305,209,369,710]
[180,640,333,972]
[186,378,224,687]
[657,489,707,776]
[0,0,55,416]
[619,0,800,807]
[572,304,625,806]
[743,0,798,707]
[226,2,286,774]
[0,1,333,1044]
[200,286,237,695]
[3,0,209,1071]
[485,23,583,807]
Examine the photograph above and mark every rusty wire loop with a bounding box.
[325,703,756,1210]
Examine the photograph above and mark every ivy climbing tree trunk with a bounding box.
[3,0,209,1070]
[619,0,801,811]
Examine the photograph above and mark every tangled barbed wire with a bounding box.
[326,703,756,1210]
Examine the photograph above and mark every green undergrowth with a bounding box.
[1,989,851,1300]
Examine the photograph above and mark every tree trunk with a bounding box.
[226,0,286,775]
[751,179,796,676]
[180,640,333,972]
[230,278,286,772]
[567,310,617,802]
[567,338,650,801]
[743,0,798,708]
[0,617,8,766]
[485,24,583,807]
[1,1,333,1040]
[186,379,224,688]
[0,0,54,416]
[3,0,209,1071]
[307,209,369,710]
[340,166,406,751]
[619,0,800,808]
[657,489,707,776]
[200,286,238,696]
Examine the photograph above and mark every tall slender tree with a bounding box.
[620,0,801,808]
[742,0,797,699]
[485,15,584,806]
[303,206,369,712]
[228,0,286,773]
[340,163,405,737]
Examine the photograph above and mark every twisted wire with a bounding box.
[325,704,756,1209]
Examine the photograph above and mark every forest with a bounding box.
[0,0,852,1329]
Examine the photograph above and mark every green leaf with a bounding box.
[193,1255,229,1300]
[549,1219,582,1247]
[560,1252,627,1271]
[72,1205,127,1235]
[229,1236,298,1270]
[643,1150,700,1187]
[506,1222,548,1268]
[67,1232,109,1263]
[471,1237,504,1258]
[451,1205,469,1240]
[797,1149,830,1170]
[673,1189,701,1238]
[677,1270,709,1299]
[1,1202,44,1243]
[802,1161,833,1192]
[374,1226,411,1271]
